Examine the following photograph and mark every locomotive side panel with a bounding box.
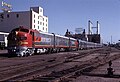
[34,32,54,48]
[55,35,69,48]
[70,38,76,48]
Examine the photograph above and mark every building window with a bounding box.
[43,23,44,26]
[40,9,42,12]
[43,18,44,21]
[38,26,39,29]
[46,24,47,26]
[7,14,9,18]
[34,20,35,23]
[46,28,47,31]
[34,25,35,28]
[43,27,44,30]
[46,19,47,22]
[16,14,19,18]
[40,22,42,25]
[38,21,39,24]
[34,14,35,18]
[38,16,39,19]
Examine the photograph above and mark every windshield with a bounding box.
[11,28,29,33]
[20,29,29,33]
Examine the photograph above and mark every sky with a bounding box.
[0,0,120,44]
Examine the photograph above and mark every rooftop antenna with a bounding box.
[1,1,12,12]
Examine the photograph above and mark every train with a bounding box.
[7,26,102,57]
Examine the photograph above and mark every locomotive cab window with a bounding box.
[30,31,33,35]
[30,31,35,41]
[20,29,29,33]
[12,28,19,32]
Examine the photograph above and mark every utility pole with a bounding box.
[111,35,112,45]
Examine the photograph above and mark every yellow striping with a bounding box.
[34,41,40,42]
[34,44,76,47]
[35,44,53,47]
[20,42,28,45]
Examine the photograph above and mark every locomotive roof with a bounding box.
[69,37,76,40]
[55,34,69,39]
[14,26,75,40]
[39,31,70,39]
[39,31,54,36]
[11,26,29,33]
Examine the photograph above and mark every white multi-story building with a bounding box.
[0,6,48,33]
[0,7,48,47]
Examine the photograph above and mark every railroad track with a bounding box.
[28,52,120,82]
[0,48,101,81]
[0,47,119,81]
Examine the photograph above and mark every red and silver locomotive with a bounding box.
[7,26,79,56]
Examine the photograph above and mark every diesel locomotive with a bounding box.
[7,26,102,57]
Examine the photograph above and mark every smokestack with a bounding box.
[88,20,90,34]
[88,20,92,34]
[97,21,100,34]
